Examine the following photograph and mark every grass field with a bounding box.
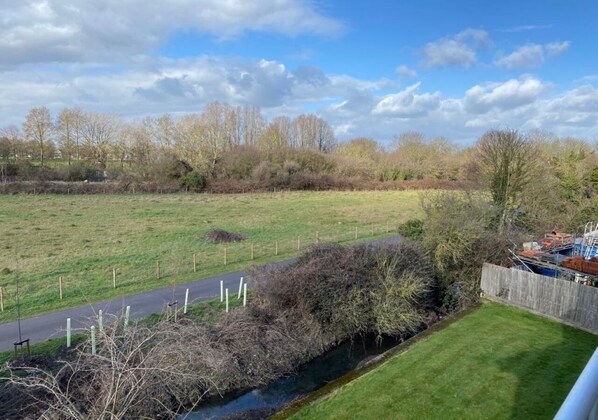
[292,302,598,420]
[0,190,421,322]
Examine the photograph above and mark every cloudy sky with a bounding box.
[1,0,596,145]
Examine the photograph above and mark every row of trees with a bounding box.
[0,103,336,174]
[2,105,597,203]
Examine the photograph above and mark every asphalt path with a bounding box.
[0,263,287,352]
[0,237,400,352]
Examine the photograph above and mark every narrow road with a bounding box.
[0,265,280,352]
[0,237,400,352]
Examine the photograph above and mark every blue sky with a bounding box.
[0,0,596,145]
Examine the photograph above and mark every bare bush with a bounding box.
[249,241,436,343]
[421,191,513,308]
[7,316,210,419]
[6,242,438,418]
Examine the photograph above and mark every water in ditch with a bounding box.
[186,335,398,419]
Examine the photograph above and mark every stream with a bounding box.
[185,335,399,419]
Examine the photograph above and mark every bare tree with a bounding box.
[473,129,538,234]
[81,112,121,170]
[23,106,54,167]
[0,125,22,161]
[125,117,161,169]
[292,114,336,152]
[258,116,291,150]
[240,104,265,146]
[56,108,84,166]
[153,114,176,150]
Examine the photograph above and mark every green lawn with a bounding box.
[0,190,421,322]
[292,302,598,420]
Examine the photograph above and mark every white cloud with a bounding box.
[421,29,489,69]
[495,41,570,70]
[396,65,417,78]
[494,45,545,69]
[0,0,344,68]
[372,83,441,117]
[0,56,597,145]
[464,77,547,113]
[498,24,553,33]
[545,41,571,58]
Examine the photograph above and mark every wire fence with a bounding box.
[0,221,400,319]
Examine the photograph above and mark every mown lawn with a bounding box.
[0,190,421,322]
[292,302,598,420]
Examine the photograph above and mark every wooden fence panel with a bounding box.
[481,263,598,334]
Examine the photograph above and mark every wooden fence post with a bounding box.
[59,276,63,299]
[0,287,3,312]
[193,254,197,273]
[275,240,279,256]
[156,261,161,279]
[224,247,227,265]
[251,243,254,260]
[112,268,116,289]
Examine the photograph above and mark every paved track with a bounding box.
[0,266,279,352]
[0,237,400,352]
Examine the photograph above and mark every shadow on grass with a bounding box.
[497,314,597,419]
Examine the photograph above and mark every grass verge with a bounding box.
[290,302,598,420]
[0,296,241,370]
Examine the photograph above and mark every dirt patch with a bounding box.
[204,229,246,244]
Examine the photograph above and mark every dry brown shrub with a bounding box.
[5,242,439,419]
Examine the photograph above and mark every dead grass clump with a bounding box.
[204,229,246,244]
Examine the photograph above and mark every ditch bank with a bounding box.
[272,302,481,419]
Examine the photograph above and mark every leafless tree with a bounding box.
[56,108,84,165]
[292,114,336,152]
[240,104,265,146]
[81,112,122,169]
[23,106,54,167]
[474,129,538,234]
[0,125,22,161]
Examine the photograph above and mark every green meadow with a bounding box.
[0,190,421,322]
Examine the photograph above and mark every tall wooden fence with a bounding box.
[480,263,598,334]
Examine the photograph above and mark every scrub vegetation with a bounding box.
[3,241,438,418]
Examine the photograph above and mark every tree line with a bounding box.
[0,103,334,173]
[1,103,597,203]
